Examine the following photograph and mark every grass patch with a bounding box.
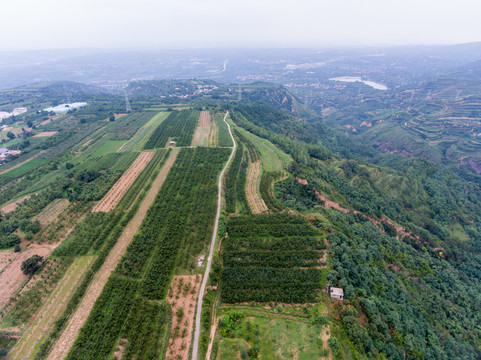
[0,158,46,180]
[217,312,327,359]
[229,118,291,172]
[91,140,126,156]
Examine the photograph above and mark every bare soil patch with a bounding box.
[33,131,58,138]
[39,119,52,126]
[246,160,267,214]
[320,325,332,359]
[47,149,179,360]
[92,151,155,212]
[191,111,212,146]
[0,244,55,310]
[0,251,17,273]
[166,275,202,360]
[35,205,85,244]
[33,199,70,228]
[1,195,31,214]
[114,113,127,120]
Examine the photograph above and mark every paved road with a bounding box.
[191,112,236,360]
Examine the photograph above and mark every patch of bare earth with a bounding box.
[191,111,212,146]
[246,160,267,214]
[1,195,31,214]
[114,113,127,120]
[92,151,155,212]
[166,275,202,360]
[33,131,58,138]
[320,325,332,359]
[47,149,179,360]
[0,251,16,273]
[0,244,55,310]
[33,199,70,228]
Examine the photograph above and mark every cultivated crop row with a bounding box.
[144,109,199,148]
[61,148,229,357]
[221,214,326,303]
[116,149,167,211]
[259,171,285,211]
[225,142,249,214]
[117,148,230,293]
[92,151,155,212]
[66,277,137,359]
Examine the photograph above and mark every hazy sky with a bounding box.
[2,0,481,50]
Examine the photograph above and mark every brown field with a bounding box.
[114,113,127,120]
[33,131,58,138]
[1,195,31,214]
[35,205,86,244]
[47,149,179,360]
[33,199,70,228]
[191,111,212,147]
[39,119,51,126]
[246,160,268,214]
[92,151,155,212]
[0,244,55,311]
[0,251,17,273]
[166,275,202,360]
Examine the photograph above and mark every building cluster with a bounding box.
[0,148,21,160]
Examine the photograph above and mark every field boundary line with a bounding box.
[192,112,235,360]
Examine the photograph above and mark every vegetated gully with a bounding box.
[191,112,236,360]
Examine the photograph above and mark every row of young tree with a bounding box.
[143,109,199,149]
[221,214,326,303]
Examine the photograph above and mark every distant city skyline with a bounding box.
[2,0,481,50]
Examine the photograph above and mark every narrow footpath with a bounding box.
[191,112,236,360]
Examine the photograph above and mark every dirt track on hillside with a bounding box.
[92,151,154,212]
[47,149,179,360]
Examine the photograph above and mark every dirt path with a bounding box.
[10,256,94,360]
[47,149,179,360]
[0,244,56,311]
[192,112,235,360]
[33,132,58,138]
[320,325,332,359]
[246,160,267,214]
[92,151,155,212]
[165,275,202,360]
[191,111,212,147]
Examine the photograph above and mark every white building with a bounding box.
[330,287,344,300]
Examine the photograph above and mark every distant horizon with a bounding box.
[2,41,481,53]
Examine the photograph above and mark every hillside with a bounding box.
[0,80,480,360]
